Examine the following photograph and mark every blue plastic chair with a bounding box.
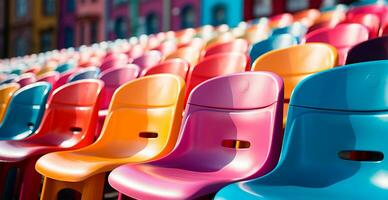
[215,60,388,200]
[0,82,51,140]
[249,34,298,64]
[55,62,75,73]
[271,23,307,43]
[67,67,100,82]
[0,75,17,85]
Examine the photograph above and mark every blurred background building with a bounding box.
[0,0,358,58]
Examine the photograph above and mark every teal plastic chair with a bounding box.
[271,23,307,43]
[0,82,51,140]
[55,62,75,73]
[215,60,388,200]
[249,34,298,64]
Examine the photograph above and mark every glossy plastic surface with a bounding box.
[185,52,249,104]
[35,74,185,183]
[304,23,369,65]
[269,13,294,28]
[252,43,338,124]
[100,53,129,72]
[346,36,388,64]
[143,58,189,81]
[132,50,162,76]
[0,82,51,140]
[67,67,100,82]
[271,23,307,42]
[36,71,60,86]
[249,34,298,64]
[215,60,388,200]
[165,46,201,68]
[0,83,20,123]
[347,4,388,22]
[0,75,17,85]
[16,73,36,87]
[55,63,75,73]
[203,39,249,58]
[342,13,380,38]
[108,72,284,200]
[0,80,103,162]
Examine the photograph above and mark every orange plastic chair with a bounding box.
[143,58,190,81]
[293,9,321,27]
[252,43,338,125]
[202,39,249,58]
[0,83,20,122]
[165,46,201,68]
[35,74,185,200]
[243,23,271,44]
[205,32,235,49]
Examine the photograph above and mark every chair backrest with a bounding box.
[67,67,100,82]
[33,80,103,148]
[165,46,201,68]
[37,71,60,86]
[127,44,145,59]
[0,74,17,85]
[99,66,139,110]
[250,34,298,64]
[203,39,249,58]
[271,23,307,41]
[55,62,75,73]
[143,58,189,81]
[266,60,388,186]
[154,40,177,57]
[185,52,249,104]
[100,53,129,72]
[293,9,321,27]
[52,69,76,91]
[16,73,36,87]
[346,36,388,64]
[0,82,51,139]
[304,23,369,65]
[0,83,20,122]
[269,13,294,28]
[342,13,380,38]
[97,74,185,160]
[347,4,388,22]
[159,72,283,178]
[132,50,162,75]
[252,43,338,101]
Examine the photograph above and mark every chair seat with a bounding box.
[108,164,237,200]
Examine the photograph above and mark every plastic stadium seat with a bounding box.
[16,73,36,87]
[0,74,17,85]
[252,43,338,125]
[55,62,75,73]
[206,32,236,49]
[347,4,388,22]
[35,74,185,200]
[346,36,388,64]
[23,66,40,74]
[184,52,249,104]
[249,34,298,64]
[153,40,177,57]
[100,53,129,72]
[36,71,60,86]
[127,44,145,59]
[0,82,51,140]
[269,13,294,28]
[67,67,100,82]
[342,13,380,38]
[202,39,249,58]
[271,23,308,42]
[165,46,201,69]
[304,23,369,65]
[308,10,346,33]
[132,50,162,76]
[381,22,388,36]
[243,23,270,44]
[51,69,76,91]
[108,72,284,200]
[143,58,190,81]
[215,60,388,200]
[0,83,20,122]
[178,37,206,51]
[293,9,321,27]
[0,80,103,200]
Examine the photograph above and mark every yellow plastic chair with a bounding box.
[252,43,338,125]
[0,83,20,122]
[35,74,185,200]
[165,46,201,68]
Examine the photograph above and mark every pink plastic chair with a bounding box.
[153,40,177,57]
[202,39,249,58]
[16,73,36,87]
[347,4,388,23]
[51,69,77,91]
[36,71,60,87]
[143,58,190,81]
[133,50,162,76]
[342,13,380,38]
[304,23,369,65]
[100,53,130,72]
[108,72,284,200]
[127,44,145,59]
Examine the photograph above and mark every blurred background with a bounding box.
[0,0,371,58]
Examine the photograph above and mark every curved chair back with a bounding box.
[203,39,249,58]
[16,73,36,87]
[67,67,100,82]
[37,71,60,86]
[346,36,388,64]
[55,62,75,73]
[0,82,51,140]
[0,83,20,122]
[100,53,129,72]
[143,59,189,81]
[165,46,201,68]
[342,13,380,38]
[132,50,162,75]
[271,23,307,42]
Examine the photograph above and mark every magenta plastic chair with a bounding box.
[36,71,60,86]
[100,53,129,72]
[132,50,162,76]
[342,13,380,38]
[52,69,77,91]
[304,23,369,65]
[108,72,284,200]
[347,4,388,23]
[16,73,36,87]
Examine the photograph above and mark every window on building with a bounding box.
[287,0,309,12]
[181,4,196,29]
[114,17,128,39]
[64,26,74,48]
[145,13,159,34]
[114,0,128,6]
[14,36,28,56]
[90,20,98,44]
[211,4,227,26]
[66,0,76,12]
[16,0,27,18]
[40,29,53,52]
[43,0,56,16]
[253,0,272,17]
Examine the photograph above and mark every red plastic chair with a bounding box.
[184,52,249,104]
[0,80,103,200]
[100,53,129,72]
[380,22,388,36]
[108,72,284,200]
[342,13,380,38]
[304,23,369,65]
[133,50,162,76]
[202,39,249,58]
[143,58,190,81]
[269,13,294,28]
[36,71,60,87]
[16,73,36,87]
[347,4,388,23]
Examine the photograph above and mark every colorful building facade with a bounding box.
[59,0,77,49]
[76,0,105,46]
[107,0,131,40]
[171,0,200,31]
[201,0,244,27]
[33,0,58,53]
